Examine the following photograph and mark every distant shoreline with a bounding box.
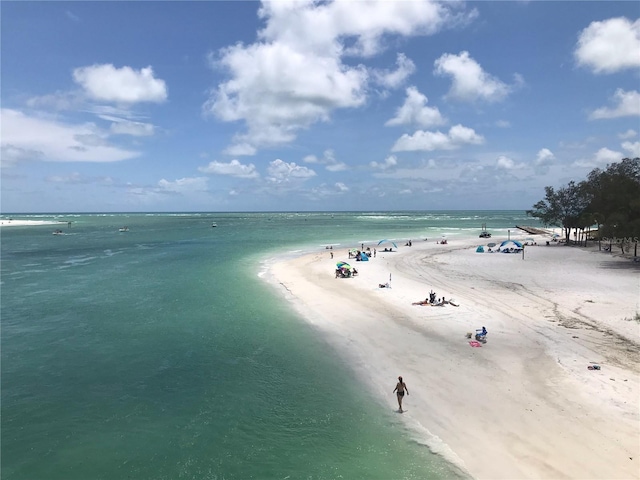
[0,219,69,227]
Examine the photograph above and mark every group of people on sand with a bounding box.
[335,267,358,278]
[348,248,375,260]
[412,289,459,307]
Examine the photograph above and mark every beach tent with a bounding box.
[476,246,485,253]
[358,252,369,261]
[377,239,398,249]
[499,240,523,252]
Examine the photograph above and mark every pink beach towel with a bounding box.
[469,341,482,347]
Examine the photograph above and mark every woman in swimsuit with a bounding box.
[393,376,409,412]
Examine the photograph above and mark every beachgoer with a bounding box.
[330,252,333,259]
[393,376,409,412]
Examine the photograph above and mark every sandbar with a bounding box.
[0,219,68,227]
[268,234,640,479]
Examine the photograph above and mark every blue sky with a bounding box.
[2,1,639,213]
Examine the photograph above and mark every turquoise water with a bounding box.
[1,212,537,479]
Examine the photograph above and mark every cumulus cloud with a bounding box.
[535,148,555,166]
[622,141,640,157]
[391,124,484,152]
[575,17,640,74]
[73,64,168,103]
[157,177,209,193]
[309,182,350,197]
[223,143,257,156]
[385,86,446,128]
[334,182,349,192]
[198,159,259,178]
[204,0,477,153]
[433,51,520,102]
[573,147,623,168]
[370,154,398,170]
[495,155,524,170]
[266,159,316,184]
[303,149,347,171]
[618,129,637,139]
[373,53,416,89]
[0,108,139,165]
[589,89,640,119]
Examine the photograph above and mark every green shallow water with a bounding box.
[1,211,537,479]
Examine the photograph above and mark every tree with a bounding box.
[527,181,589,243]
[584,158,640,241]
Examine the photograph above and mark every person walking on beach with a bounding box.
[393,376,409,412]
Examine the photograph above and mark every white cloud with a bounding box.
[370,154,398,170]
[373,53,416,89]
[618,129,637,139]
[495,155,524,170]
[109,120,155,137]
[223,143,257,156]
[575,17,640,74]
[198,159,259,178]
[573,147,623,168]
[621,141,640,157]
[535,148,555,166]
[266,159,316,183]
[589,89,640,119]
[157,177,209,193]
[204,0,477,153]
[73,64,168,103]
[434,51,518,102]
[334,182,349,192]
[26,91,84,111]
[495,120,511,128]
[205,41,367,150]
[309,182,350,197]
[0,108,139,165]
[303,149,347,171]
[385,86,446,128]
[46,172,114,185]
[257,1,477,57]
[392,124,484,152]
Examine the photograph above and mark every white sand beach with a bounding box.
[0,219,68,227]
[269,235,640,479]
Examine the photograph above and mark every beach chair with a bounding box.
[475,327,487,343]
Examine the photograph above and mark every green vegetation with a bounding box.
[527,158,640,252]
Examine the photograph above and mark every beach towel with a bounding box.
[469,341,482,347]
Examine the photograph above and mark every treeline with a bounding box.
[527,158,640,251]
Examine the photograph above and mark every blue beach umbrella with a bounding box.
[377,239,398,249]
[499,240,523,248]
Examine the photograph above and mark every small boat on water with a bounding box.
[211,223,218,228]
[119,226,129,232]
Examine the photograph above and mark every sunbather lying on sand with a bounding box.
[412,299,430,305]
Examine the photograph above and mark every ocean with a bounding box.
[1,211,537,480]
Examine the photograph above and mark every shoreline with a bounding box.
[266,233,640,479]
[0,219,69,227]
